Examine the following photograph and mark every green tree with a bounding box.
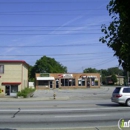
[111,74,117,84]
[99,0,130,71]
[83,68,98,73]
[28,65,34,81]
[107,67,123,76]
[30,56,67,78]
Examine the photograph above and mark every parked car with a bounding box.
[111,86,130,106]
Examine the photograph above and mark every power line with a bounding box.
[0,29,101,32]
[0,52,113,57]
[0,33,102,35]
[0,43,102,48]
[0,13,105,15]
[0,9,105,13]
[0,1,103,4]
[0,25,104,27]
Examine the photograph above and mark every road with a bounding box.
[0,99,130,130]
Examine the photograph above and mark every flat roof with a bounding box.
[0,60,29,67]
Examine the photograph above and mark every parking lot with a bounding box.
[33,86,115,100]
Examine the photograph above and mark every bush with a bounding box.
[17,87,35,98]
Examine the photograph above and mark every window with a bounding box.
[78,79,85,86]
[123,88,130,93]
[0,65,4,73]
[38,80,49,86]
[11,85,18,93]
[61,79,75,86]
[91,78,98,86]
[113,87,121,93]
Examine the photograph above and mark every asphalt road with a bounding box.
[0,100,130,130]
[0,87,130,130]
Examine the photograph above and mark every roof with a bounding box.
[0,60,29,67]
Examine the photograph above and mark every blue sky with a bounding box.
[0,0,119,72]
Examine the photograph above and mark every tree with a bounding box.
[107,67,123,76]
[30,56,67,79]
[83,68,98,73]
[99,0,130,71]
[111,74,117,84]
[28,65,34,81]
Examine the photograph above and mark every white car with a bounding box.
[111,86,130,106]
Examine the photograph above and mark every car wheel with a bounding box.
[126,99,130,106]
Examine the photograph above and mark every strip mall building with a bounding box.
[36,73,100,89]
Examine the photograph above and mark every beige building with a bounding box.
[0,60,28,96]
[106,75,124,85]
[36,73,100,89]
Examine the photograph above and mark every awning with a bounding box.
[2,82,21,85]
[37,77,55,80]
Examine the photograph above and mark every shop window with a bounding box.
[56,79,59,88]
[38,80,48,86]
[61,79,75,86]
[78,79,85,86]
[91,78,98,86]
[0,65,4,74]
[91,78,95,86]
[11,85,18,93]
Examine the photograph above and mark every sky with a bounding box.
[0,0,119,72]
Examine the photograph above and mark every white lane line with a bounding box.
[55,114,107,118]
[0,107,129,112]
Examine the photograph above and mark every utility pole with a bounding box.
[100,70,102,85]
[127,71,129,86]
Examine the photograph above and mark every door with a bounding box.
[56,79,59,88]
[5,85,11,95]
[87,78,90,88]
[50,81,53,89]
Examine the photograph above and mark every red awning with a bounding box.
[2,82,21,85]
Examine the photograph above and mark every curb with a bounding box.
[0,96,70,101]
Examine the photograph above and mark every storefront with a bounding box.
[2,82,21,96]
[35,73,100,89]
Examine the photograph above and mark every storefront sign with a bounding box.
[87,76,97,78]
[63,74,73,78]
[40,73,49,77]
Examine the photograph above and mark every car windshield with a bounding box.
[113,87,121,93]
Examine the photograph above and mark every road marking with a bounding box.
[55,114,107,118]
[0,107,129,112]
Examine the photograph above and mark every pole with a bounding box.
[127,71,129,86]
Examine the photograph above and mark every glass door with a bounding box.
[5,85,11,95]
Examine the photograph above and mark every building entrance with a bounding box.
[5,85,11,95]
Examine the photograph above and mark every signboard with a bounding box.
[40,73,49,77]
[63,74,73,78]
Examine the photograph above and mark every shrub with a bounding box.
[17,87,35,98]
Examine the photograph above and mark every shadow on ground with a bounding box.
[96,103,126,107]
[0,128,17,130]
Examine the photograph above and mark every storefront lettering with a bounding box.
[40,73,49,77]
[63,74,73,78]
